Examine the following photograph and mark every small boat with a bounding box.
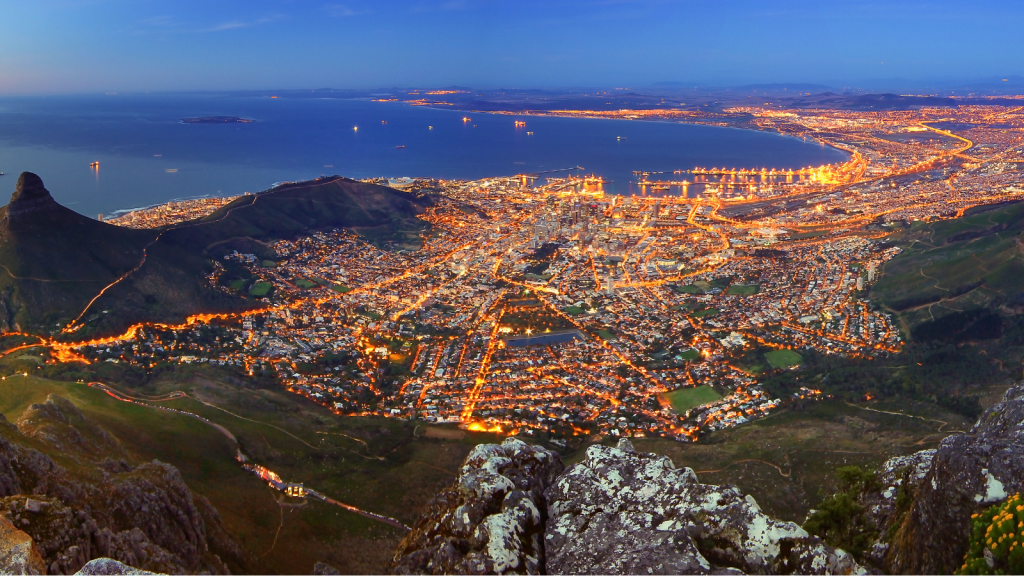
[396,145,406,149]
[89,161,99,168]
[0,172,4,176]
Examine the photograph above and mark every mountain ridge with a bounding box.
[0,173,430,338]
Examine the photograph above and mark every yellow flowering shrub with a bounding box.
[958,493,1024,575]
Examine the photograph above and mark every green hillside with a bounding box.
[164,176,430,256]
[871,201,1024,333]
[0,174,430,338]
[0,356,499,574]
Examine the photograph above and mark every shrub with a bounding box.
[957,493,1024,574]
[804,465,878,559]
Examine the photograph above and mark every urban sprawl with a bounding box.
[62,103,1024,443]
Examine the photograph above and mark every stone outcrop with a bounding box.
[391,438,564,574]
[74,558,156,575]
[849,449,935,569]
[17,395,125,460]
[0,514,45,574]
[885,383,1024,574]
[0,395,244,574]
[392,438,863,575]
[5,172,59,220]
[546,439,863,575]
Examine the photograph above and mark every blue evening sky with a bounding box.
[0,0,1021,94]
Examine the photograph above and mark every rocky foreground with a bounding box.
[391,437,862,575]
[392,383,1024,575]
[0,395,244,574]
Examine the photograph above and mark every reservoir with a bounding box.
[0,94,847,217]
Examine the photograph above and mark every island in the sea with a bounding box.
[180,116,254,124]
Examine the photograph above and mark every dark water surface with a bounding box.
[0,94,846,217]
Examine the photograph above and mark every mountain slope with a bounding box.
[0,173,430,337]
[0,173,159,332]
[0,392,245,574]
[870,201,1024,334]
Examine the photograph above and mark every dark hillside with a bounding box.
[163,176,431,256]
[870,201,1024,330]
[0,173,158,332]
[0,173,431,338]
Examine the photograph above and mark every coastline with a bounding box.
[418,103,852,165]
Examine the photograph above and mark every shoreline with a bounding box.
[417,103,852,164]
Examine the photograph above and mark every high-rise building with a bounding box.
[856,276,865,291]
[605,272,614,295]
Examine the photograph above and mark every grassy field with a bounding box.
[693,308,719,318]
[663,386,722,413]
[726,284,760,295]
[0,370,503,574]
[260,260,278,268]
[249,282,272,297]
[766,349,803,369]
[563,306,586,316]
[674,284,703,294]
[596,329,617,340]
[678,348,701,361]
[295,278,317,289]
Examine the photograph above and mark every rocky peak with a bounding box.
[0,395,244,574]
[7,172,59,219]
[392,438,863,575]
[885,383,1024,574]
[17,394,125,461]
[391,438,563,574]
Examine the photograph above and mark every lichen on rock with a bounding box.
[545,439,863,575]
[390,437,564,574]
[394,437,864,575]
[887,383,1024,574]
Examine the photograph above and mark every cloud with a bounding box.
[324,4,369,17]
[202,15,285,32]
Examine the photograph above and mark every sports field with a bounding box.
[663,385,722,413]
[726,284,760,295]
[765,349,803,369]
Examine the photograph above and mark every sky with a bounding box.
[1,0,1023,94]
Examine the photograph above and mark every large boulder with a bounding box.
[74,558,155,575]
[394,437,864,575]
[0,515,45,574]
[887,383,1024,574]
[545,439,863,575]
[390,437,564,574]
[847,449,935,570]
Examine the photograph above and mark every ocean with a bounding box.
[0,93,847,218]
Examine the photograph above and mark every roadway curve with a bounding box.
[86,380,409,531]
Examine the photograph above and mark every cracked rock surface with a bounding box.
[390,437,564,574]
[545,439,863,575]
[393,437,863,575]
[887,383,1024,574]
